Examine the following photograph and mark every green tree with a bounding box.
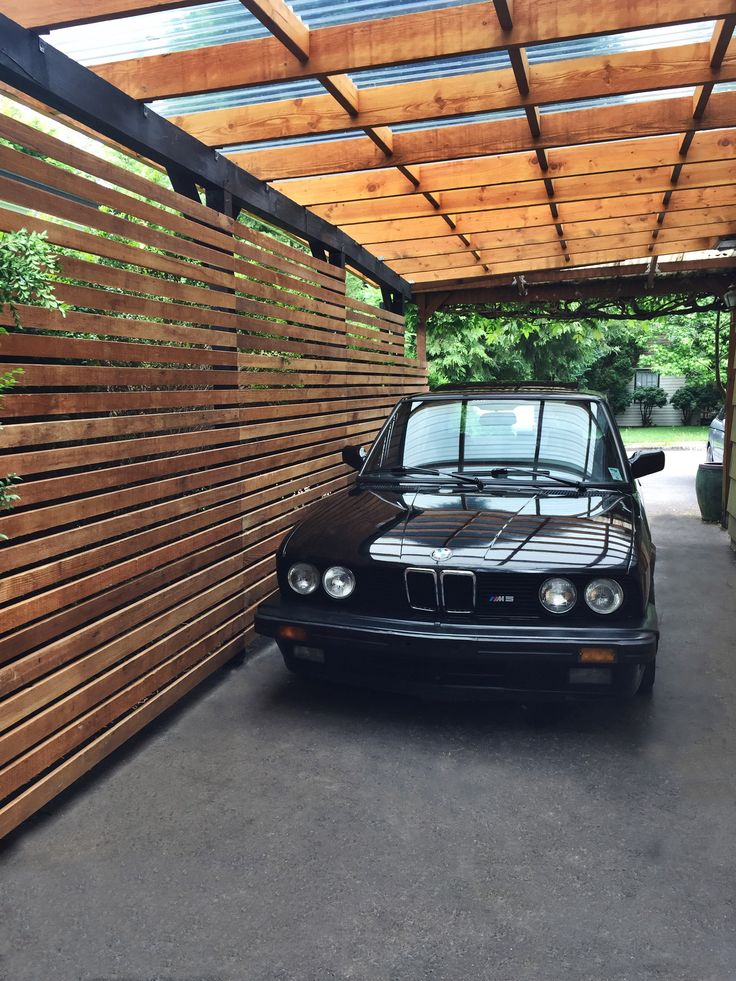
[642,311,727,393]
[580,336,643,414]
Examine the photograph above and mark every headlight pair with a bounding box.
[539,577,624,615]
[287,562,356,600]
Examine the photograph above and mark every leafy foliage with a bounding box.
[670,382,722,424]
[631,386,668,426]
[640,312,728,391]
[0,229,65,327]
[407,303,644,400]
[0,229,66,534]
[579,337,644,415]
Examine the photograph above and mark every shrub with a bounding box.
[670,383,722,425]
[631,386,668,427]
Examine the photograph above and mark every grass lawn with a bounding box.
[620,425,708,449]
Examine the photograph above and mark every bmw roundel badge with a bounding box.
[431,547,453,562]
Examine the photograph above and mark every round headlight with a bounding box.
[585,578,624,614]
[323,565,356,599]
[287,562,319,595]
[539,577,577,614]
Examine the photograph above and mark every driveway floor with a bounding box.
[2,450,735,981]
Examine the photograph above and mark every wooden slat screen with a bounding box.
[0,108,425,837]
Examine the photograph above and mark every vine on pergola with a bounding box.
[450,294,725,323]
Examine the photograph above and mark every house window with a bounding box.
[635,369,660,388]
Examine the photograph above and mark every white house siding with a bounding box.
[615,374,687,427]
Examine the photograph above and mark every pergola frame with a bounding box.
[0,12,410,305]
[2,1,734,293]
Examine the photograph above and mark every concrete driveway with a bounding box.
[2,450,735,981]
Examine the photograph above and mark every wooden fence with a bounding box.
[0,108,425,837]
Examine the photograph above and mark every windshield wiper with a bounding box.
[486,467,584,489]
[385,466,485,489]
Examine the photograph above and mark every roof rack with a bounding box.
[432,381,580,393]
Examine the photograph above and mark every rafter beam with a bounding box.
[404,239,724,284]
[239,0,310,62]
[1,0,211,31]
[231,91,736,181]
[309,159,735,226]
[347,185,736,244]
[274,128,736,207]
[369,207,736,259]
[0,12,409,297]
[87,1,736,101]
[172,41,736,147]
[387,223,736,273]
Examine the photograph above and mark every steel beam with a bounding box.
[0,13,410,299]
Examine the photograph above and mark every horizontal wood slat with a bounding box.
[0,104,423,838]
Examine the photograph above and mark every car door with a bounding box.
[709,407,726,463]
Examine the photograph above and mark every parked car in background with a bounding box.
[256,386,665,700]
[707,406,726,463]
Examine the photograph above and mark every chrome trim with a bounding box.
[404,567,438,612]
[440,570,477,613]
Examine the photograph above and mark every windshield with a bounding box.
[363,397,627,485]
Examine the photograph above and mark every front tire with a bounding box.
[706,443,714,463]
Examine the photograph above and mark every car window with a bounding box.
[366,397,626,484]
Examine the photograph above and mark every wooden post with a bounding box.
[415,296,427,367]
[722,308,736,530]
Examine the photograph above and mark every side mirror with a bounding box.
[629,449,665,480]
[342,444,367,471]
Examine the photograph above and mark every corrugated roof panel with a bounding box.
[526,21,716,63]
[152,79,327,117]
[47,0,475,65]
[542,87,696,116]
[351,50,511,88]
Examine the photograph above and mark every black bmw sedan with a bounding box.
[255,386,665,699]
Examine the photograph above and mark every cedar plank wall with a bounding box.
[0,109,425,838]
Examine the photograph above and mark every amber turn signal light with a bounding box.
[278,625,308,642]
[578,647,616,664]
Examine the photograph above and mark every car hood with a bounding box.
[283,485,636,574]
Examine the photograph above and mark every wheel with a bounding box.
[638,660,656,694]
[706,443,714,463]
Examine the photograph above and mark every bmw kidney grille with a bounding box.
[405,569,476,613]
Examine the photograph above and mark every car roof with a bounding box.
[403,384,604,402]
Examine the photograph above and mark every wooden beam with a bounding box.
[1,0,210,31]
[317,74,360,117]
[411,258,736,293]
[404,238,721,284]
[417,273,736,305]
[310,159,736,226]
[172,41,736,147]
[239,0,310,63]
[369,207,736,259]
[230,91,736,181]
[347,185,736,244]
[388,224,736,274]
[274,129,736,205]
[89,1,736,101]
[0,13,409,297]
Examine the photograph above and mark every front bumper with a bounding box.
[255,600,659,699]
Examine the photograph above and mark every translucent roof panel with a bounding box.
[48,0,476,65]
[542,87,696,116]
[152,79,327,118]
[153,48,513,118]
[351,50,511,88]
[526,21,716,63]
